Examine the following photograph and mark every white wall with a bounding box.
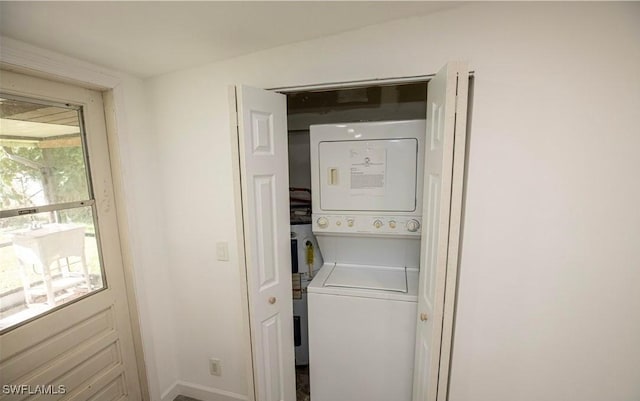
[147,3,640,400]
[109,76,180,401]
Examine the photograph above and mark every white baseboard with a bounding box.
[160,381,248,401]
[160,381,181,401]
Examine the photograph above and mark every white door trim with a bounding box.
[0,36,120,89]
[269,71,475,93]
[269,74,435,93]
[1,35,150,401]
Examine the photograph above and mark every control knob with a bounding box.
[373,219,383,229]
[406,219,420,232]
[317,217,329,229]
[347,218,355,227]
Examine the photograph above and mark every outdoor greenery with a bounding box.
[0,140,92,228]
[0,146,42,209]
[0,140,99,294]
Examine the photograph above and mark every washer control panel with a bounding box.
[312,214,422,236]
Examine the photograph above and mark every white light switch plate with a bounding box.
[216,242,229,261]
[209,358,222,376]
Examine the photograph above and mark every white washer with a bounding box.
[308,120,426,401]
[308,264,418,401]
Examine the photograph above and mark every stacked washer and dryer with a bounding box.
[307,120,426,401]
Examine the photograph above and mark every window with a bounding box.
[0,95,105,331]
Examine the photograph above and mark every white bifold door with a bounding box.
[412,62,469,401]
[234,61,468,401]
[234,85,296,401]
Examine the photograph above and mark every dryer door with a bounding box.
[310,120,426,214]
[318,138,419,211]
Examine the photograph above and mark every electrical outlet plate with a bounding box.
[209,358,222,376]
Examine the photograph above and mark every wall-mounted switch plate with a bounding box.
[209,358,222,376]
[216,242,229,261]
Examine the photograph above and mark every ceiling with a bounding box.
[0,2,461,78]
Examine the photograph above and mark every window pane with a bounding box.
[0,98,90,212]
[0,206,104,331]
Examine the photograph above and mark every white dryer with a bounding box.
[307,120,426,401]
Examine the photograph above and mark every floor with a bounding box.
[296,365,310,401]
[173,396,199,401]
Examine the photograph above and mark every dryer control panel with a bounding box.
[312,214,422,237]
